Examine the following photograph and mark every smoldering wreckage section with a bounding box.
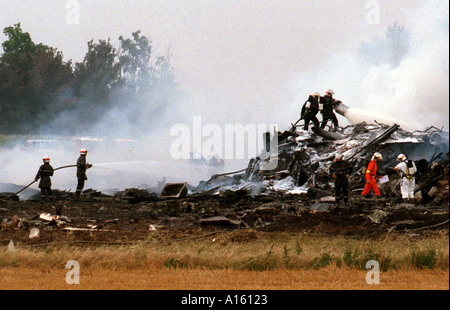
[1,103,449,241]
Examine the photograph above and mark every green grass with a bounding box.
[1,231,448,271]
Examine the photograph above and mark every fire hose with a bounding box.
[0,164,77,201]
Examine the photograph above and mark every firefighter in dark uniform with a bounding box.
[301,92,320,131]
[329,153,352,204]
[320,89,340,131]
[76,149,93,198]
[35,155,54,200]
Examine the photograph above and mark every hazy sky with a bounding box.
[0,0,448,130]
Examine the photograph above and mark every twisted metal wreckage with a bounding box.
[194,103,449,206]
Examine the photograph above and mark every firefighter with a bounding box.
[394,154,417,202]
[76,149,93,198]
[329,153,353,204]
[361,152,383,198]
[301,92,320,131]
[35,155,54,201]
[320,89,340,131]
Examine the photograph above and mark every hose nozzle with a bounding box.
[335,102,349,116]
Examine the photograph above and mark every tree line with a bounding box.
[0,23,179,135]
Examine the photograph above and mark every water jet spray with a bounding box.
[334,102,396,126]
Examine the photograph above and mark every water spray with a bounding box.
[334,102,396,126]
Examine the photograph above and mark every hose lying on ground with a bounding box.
[408,219,449,231]
[0,164,77,201]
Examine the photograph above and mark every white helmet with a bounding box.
[373,152,383,160]
[325,89,334,96]
[397,154,407,162]
[43,155,50,163]
[313,92,320,97]
[80,149,87,155]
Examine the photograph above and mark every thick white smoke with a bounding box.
[284,1,449,132]
[359,2,449,131]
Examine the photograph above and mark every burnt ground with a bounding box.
[1,191,449,248]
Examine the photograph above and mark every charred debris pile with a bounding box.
[1,122,448,207]
[192,122,449,206]
[1,122,449,237]
[107,121,449,208]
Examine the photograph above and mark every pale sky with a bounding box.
[0,0,448,131]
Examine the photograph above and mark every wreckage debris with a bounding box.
[309,202,334,212]
[0,193,19,201]
[199,216,242,227]
[368,209,389,224]
[62,227,116,232]
[29,227,40,238]
[0,121,447,241]
[115,188,158,203]
[198,121,449,207]
[39,212,72,226]
[159,182,188,199]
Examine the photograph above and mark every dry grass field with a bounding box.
[0,266,448,290]
[1,230,448,290]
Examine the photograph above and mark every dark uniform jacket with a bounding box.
[321,95,339,115]
[77,155,88,180]
[35,162,54,188]
[329,160,352,178]
[301,95,319,117]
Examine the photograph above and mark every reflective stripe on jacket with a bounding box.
[365,160,378,181]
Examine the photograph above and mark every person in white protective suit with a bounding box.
[394,154,417,202]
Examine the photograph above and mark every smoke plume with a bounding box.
[284,1,448,132]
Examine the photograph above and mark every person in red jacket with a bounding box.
[361,152,383,197]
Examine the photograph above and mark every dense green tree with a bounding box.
[0,24,74,133]
[74,39,123,100]
[119,30,153,90]
[1,23,48,56]
[30,48,75,123]
[0,24,180,135]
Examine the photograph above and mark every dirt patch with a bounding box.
[1,194,448,247]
